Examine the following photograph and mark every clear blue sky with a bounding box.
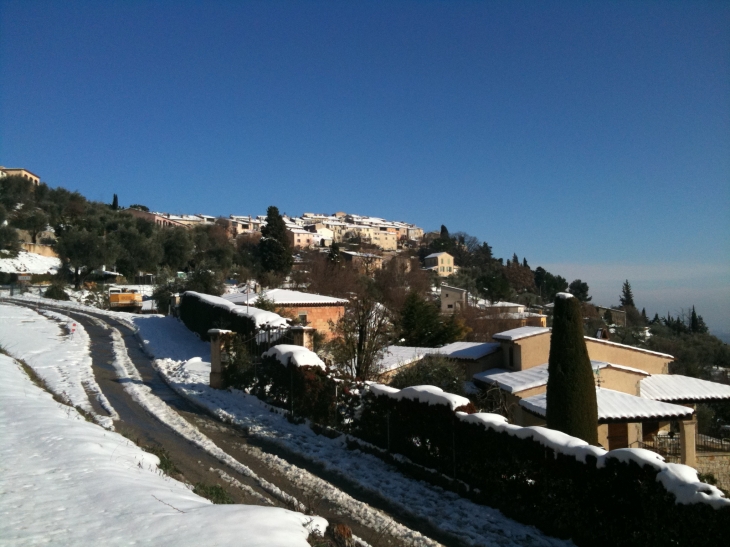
[1,1,728,332]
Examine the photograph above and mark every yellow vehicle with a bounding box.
[109,288,143,313]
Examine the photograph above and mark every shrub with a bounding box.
[389,354,466,395]
[44,282,70,301]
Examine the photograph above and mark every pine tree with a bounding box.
[259,206,293,274]
[440,225,450,239]
[522,257,529,268]
[112,194,119,210]
[641,308,648,323]
[546,293,598,444]
[620,280,635,308]
[512,253,519,265]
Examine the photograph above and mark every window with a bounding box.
[298,313,308,324]
[447,304,453,309]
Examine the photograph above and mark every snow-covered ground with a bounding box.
[1,295,570,546]
[127,305,571,546]
[0,304,117,429]
[0,250,60,274]
[0,352,324,546]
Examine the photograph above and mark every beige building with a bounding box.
[424,252,456,277]
[469,326,730,480]
[0,167,40,186]
[287,227,316,249]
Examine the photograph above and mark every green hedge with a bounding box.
[354,391,730,545]
[179,291,256,340]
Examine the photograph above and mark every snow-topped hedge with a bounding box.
[264,344,325,369]
[352,384,728,544]
[179,291,288,340]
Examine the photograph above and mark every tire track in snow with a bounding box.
[106,322,442,547]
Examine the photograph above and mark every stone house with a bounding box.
[223,289,347,340]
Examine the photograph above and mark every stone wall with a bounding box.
[21,243,58,257]
[697,452,730,492]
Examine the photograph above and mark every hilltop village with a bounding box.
[2,167,729,545]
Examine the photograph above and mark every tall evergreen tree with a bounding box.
[620,280,635,308]
[546,293,598,444]
[259,206,293,275]
[439,224,450,240]
[111,194,119,210]
[641,308,648,323]
[690,306,700,333]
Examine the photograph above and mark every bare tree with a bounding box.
[328,278,393,380]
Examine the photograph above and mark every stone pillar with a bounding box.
[207,329,232,389]
[680,418,697,468]
[290,326,316,351]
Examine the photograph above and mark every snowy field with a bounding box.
[1,297,571,546]
[127,306,571,546]
[0,304,117,429]
[0,351,324,546]
[0,250,60,274]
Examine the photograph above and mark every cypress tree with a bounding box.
[546,292,598,444]
[690,306,700,333]
[112,193,119,210]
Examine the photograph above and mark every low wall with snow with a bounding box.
[352,383,729,546]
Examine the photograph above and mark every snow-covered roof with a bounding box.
[641,374,730,402]
[378,346,437,372]
[492,326,550,341]
[184,291,289,328]
[520,388,694,421]
[223,289,347,306]
[474,365,549,393]
[369,384,471,410]
[425,252,449,258]
[439,342,500,361]
[555,292,574,299]
[474,360,649,393]
[263,345,325,369]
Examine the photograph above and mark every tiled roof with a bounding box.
[520,388,694,421]
[641,374,730,402]
[474,361,649,394]
[439,342,500,361]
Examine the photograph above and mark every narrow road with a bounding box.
[7,301,461,547]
